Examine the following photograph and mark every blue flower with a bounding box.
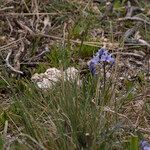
[88,48,115,75]
[88,56,99,75]
[100,53,115,64]
[88,61,96,75]
[96,48,106,58]
[140,140,150,150]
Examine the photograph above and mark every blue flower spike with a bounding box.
[88,48,115,75]
[140,140,150,150]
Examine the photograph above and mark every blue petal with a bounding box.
[91,56,100,64]
[100,55,107,62]
[88,48,115,75]
[100,53,115,63]
[97,48,106,57]
[106,55,115,63]
[88,61,96,75]
[140,140,150,150]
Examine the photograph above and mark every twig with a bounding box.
[27,46,50,62]
[136,126,150,135]
[101,1,114,20]
[0,6,14,11]
[16,20,35,35]
[123,28,136,42]
[13,41,25,74]
[0,12,59,16]
[138,39,150,48]
[6,17,13,36]
[120,125,150,135]
[112,52,144,58]
[41,16,51,33]
[118,16,150,25]
[125,39,150,48]
[20,62,50,67]
[22,0,31,13]
[123,22,142,41]
[32,0,40,20]
[103,106,134,126]
[126,1,143,17]
[0,37,25,51]
[62,22,67,46]
[126,1,132,17]
[38,33,102,47]
[5,50,24,75]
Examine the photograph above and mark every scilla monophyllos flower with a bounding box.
[140,140,150,150]
[88,48,115,75]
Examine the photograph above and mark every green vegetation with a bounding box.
[0,0,150,149]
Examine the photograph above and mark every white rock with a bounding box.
[31,67,81,90]
[45,68,61,77]
[31,73,43,82]
[35,79,51,89]
[65,67,79,81]
[45,68,61,82]
[65,67,82,86]
[36,81,47,89]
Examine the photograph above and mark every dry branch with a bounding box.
[27,46,50,63]
[16,21,35,35]
[5,50,24,75]
[38,33,102,47]
[126,1,143,17]
[0,12,61,17]
[123,22,142,42]
[138,39,150,48]
[118,16,150,25]
[0,6,14,11]
[112,52,144,59]
[13,41,25,74]
[0,38,25,51]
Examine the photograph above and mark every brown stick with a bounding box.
[0,38,25,51]
[5,50,24,75]
[0,12,62,17]
[13,41,25,74]
[118,16,150,25]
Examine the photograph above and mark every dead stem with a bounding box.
[5,49,24,75]
[118,16,150,25]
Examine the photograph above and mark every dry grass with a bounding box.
[0,0,150,149]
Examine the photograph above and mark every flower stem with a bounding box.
[103,62,106,93]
